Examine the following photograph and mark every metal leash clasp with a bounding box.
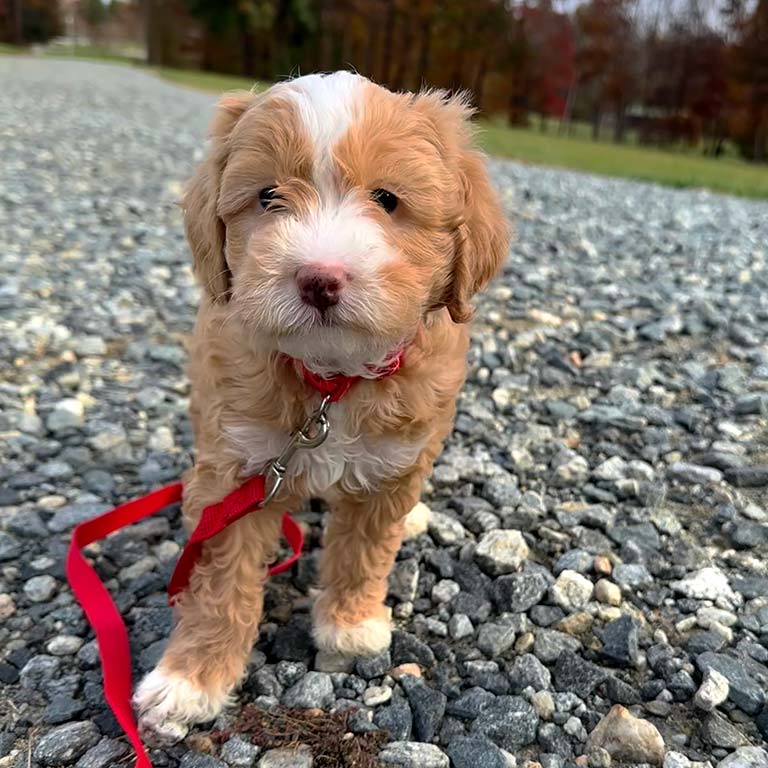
[262,394,332,505]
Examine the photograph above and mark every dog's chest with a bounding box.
[225,408,424,495]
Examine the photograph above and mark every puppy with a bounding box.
[135,71,509,742]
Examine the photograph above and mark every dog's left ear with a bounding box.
[183,91,254,302]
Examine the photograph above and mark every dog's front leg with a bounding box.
[134,464,290,744]
[312,469,423,657]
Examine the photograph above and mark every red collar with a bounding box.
[293,347,405,402]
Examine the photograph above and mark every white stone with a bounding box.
[592,456,628,481]
[363,685,392,706]
[379,742,449,768]
[550,570,594,612]
[594,579,621,606]
[694,667,730,711]
[148,425,175,452]
[531,690,554,720]
[428,512,466,545]
[432,579,460,604]
[46,635,84,656]
[665,753,692,768]
[697,606,738,628]
[475,530,529,575]
[46,398,84,432]
[717,748,768,768]
[671,567,739,608]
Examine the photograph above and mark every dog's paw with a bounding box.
[133,668,229,746]
[402,501,431,540]
[313,602,392,656]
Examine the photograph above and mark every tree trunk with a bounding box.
[380,0,397,85]
[560,81,576,134]
[415,17,433,89]
[391,13,414,91]
[472,56,488,112]
[10,0,23,44]
[613,103,626,142]
[241,25,255,77]
[592,107,602,140]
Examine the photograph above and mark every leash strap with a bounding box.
[66,483,183,768]
[66,481,303,768]
[167,474,303,599]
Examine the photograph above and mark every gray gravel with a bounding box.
[1,57,768,768]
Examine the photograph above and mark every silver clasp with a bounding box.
[262,395,332,505]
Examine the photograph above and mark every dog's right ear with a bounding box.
[182,91,254,302]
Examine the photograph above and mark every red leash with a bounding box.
[65,354,403,768]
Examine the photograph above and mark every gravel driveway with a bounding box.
[1,58,768,768]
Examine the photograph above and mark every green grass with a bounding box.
[0,43,28,55]
[1,43,766,198]
[43,43,139,65]
[478,120,768,200]
[151,67,263,94]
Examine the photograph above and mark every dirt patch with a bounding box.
[213,706,389,768]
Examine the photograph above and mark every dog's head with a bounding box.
[184,72,509,376]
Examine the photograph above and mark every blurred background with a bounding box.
[0,0,766,197]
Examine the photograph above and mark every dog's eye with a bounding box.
[371,188,398,214]
[258,187,285,211]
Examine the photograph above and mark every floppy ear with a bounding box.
[446,144,510,324]
[182,91,254,302]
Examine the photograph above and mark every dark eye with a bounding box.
[258,187,285,211]
[371,188,398,214]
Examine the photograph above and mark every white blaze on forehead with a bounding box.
[276,71,366,191]
[271,72,394,274]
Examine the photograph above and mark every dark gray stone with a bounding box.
[356,650,391,679]
[33,722,100,766]
[446,687,495,720]
[374,697,413,740]
[554,651,609,697]
[401,674,447,742]
[282,671,334,709]
[391,631,435,668]
[701,711,749,748]
[509,653,552,692]
[599,615,639,667]
[491,568,551,613]
[446,736,510,768]
[469,695,538,749]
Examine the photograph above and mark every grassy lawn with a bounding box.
[0,43,28,55]
[479,121,768,200]
[151,67,263,94]
[1,44,766,199]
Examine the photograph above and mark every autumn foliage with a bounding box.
[2,0,766,161]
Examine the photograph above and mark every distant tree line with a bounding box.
[2,0,766,161]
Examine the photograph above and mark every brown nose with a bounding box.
[296,264,347,312]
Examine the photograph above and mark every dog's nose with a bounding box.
[296,264,347,311]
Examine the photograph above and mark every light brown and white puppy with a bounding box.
[134,71,509,742]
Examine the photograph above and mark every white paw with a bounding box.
[312,599,392,657]
[402,501,431,540]
[133,669,230,746]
